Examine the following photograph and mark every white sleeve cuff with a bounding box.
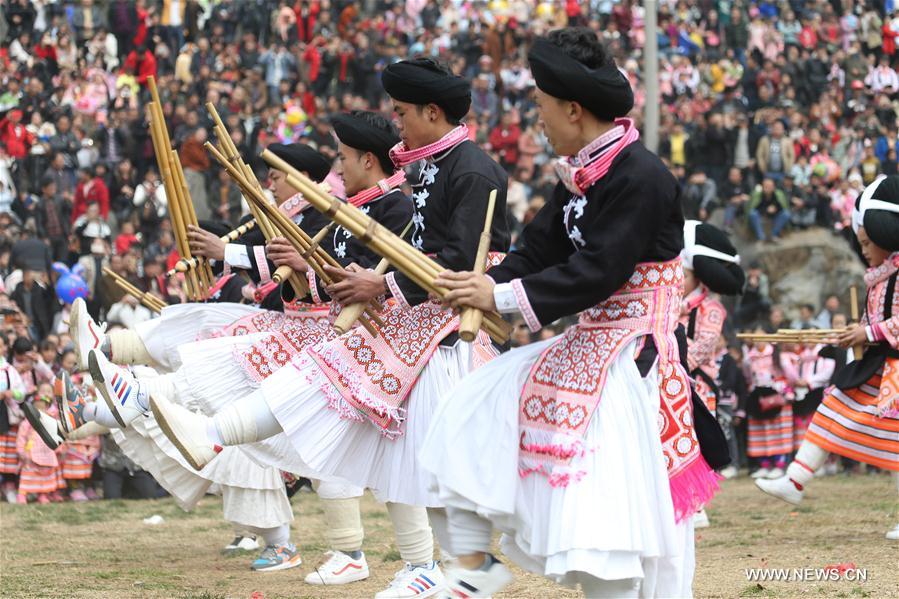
[224,243,252,269]
[493,282,520,314]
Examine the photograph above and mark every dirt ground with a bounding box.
[1,474,896,598]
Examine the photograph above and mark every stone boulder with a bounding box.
[735,229,866,320]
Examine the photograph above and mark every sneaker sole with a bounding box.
[149,394,209,471]
[252,555,303,572]
[304,568,371,585]
[70,300,90,372]
[21,402,61,450]
[89,350,128,429]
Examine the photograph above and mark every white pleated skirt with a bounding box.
[173,333,342,481]
[261,341,473,507]
[112,413,292,529]
[419,338,695,596]
[135,302,262,371]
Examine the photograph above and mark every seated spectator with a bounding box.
[682,169,718,221]
[721,166,750,233]
[756,120,794,183]
[814,295,840,329]
[790,303,817,329]
[747,177,790,242]
[784,174,815,229]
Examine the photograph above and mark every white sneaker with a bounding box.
[305,550,370,585]
[89,349,146,428]
[756,475,804,505]
[442,555,513,598]
[150,394,218,471]
[886,524,899,541]
[21,402,63,450]
[824,462,839,476]
[375,561,445,598]
[750,467,770,479]
[694,508,710,529]
[70,297,106,371]
[224,535,260,553]
[719,466,738,479]
[766,467,785,479]
[3,488,17,503]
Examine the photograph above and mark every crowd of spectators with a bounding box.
[0,0,892,488]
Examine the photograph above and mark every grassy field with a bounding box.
[1,474,896,598]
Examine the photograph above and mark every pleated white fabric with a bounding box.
[173,333,340,480]
[261,341,473,507]
[419,338,695,597]
[135,303,262,371]
[111,359,293,529]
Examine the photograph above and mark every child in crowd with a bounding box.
[16,388,64,504]
[745,334,795,479]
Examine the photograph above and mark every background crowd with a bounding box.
[0,0,891,502]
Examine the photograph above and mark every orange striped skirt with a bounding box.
[748,405,794,457]
[61,456,94,480]
[805,371,899,471]
[0,426,19,474]
[18,463,64,494]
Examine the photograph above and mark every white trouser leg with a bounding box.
[387,502,434,565]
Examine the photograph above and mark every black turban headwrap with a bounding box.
[527,37,634,121]
[381,58,472,121]
[267,143,332,183]
[331,112,400,174]
[683,221,745,296]
[853,175,899,252]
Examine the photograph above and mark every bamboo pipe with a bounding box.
[204,141,310,299]
[167,220,257,275]
[458,189,497,343]
[171,151,214,295]
[849,285,863,360]
[164,147,201,299]
[103,268,167,313]
[221,160,384,328]
[282,169,510,341]
[265,153,510,343]
[333,220,414,335]
[146,104,198,300]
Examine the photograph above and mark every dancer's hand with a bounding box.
[833,324,867,349]
[434,271,496,312]
[266,238,308,272]
[187,225,225,261]
[324,264,385,305]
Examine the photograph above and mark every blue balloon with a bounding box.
[55,269,89,305]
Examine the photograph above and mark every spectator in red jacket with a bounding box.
[122,44,157,86]
[488,111,521,171]
[72,167,110,223]
[0,110,34,160]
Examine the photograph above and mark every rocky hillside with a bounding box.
[733,229,866,319]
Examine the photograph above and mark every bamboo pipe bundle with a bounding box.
[207,143,383,330]
[204,141,309,298]
[103,267,167,313]
[167,220,257,275]
[458,190,497,343]
[849,285,863,360]
[205,106,310,299]
[146,100,197,299]
[332,220,414,335]
[170,151,214,294]
[263,150,512,344]
[147,76,214,300]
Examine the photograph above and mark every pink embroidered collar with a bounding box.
[864,252,899,287]
[279,193,309,219]
[554,118,640,196]
[346,171,406,207]
[389,124,469,167]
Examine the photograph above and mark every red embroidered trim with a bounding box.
[307,270,321,304]
[254,246,270,283]
[385,272,410,310]
[511,278,541,332]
